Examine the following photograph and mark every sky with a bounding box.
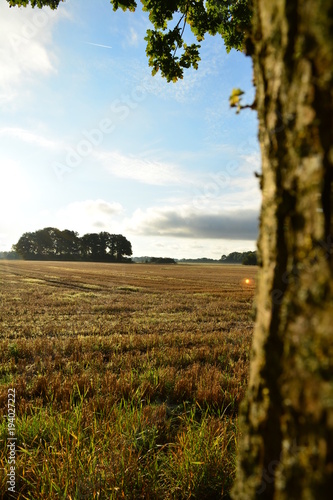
[0,0,260,259]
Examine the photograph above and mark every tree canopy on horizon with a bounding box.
[13,227,133,262]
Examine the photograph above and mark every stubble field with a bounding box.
[0,260,256,499]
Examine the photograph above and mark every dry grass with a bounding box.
[0,261,256,499]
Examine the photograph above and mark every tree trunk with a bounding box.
[233,0,333,498]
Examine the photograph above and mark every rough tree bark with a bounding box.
[233,0,333,498]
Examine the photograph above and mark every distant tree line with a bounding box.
[133,251,257,265]
[0,251,21,260]
[177,251,257,265]
[132,257,176,264]
[221,251,257,265]
[12,227,133,262]
[149,257,177,264]
[177,257,219,264]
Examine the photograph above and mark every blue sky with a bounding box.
[0,0,260,259]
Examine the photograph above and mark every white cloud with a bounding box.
[0,199,124,251]
[127,27,139,46]
[125,204,259,240]
[241,151,261,166]
[130,234,256,260]
[54,199,124,234]
[0,157,37,250]
[0,3,68,103]
[97,150,187,186]
[0,127,60,149]
[123,49,223,104]
[0,157,33,209]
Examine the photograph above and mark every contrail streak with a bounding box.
[84,42,112,49]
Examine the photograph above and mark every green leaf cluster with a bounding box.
[7,0,63,8]
[111,0,137,12]
[145,27,201,81]
[7,0,252,82]
[139,0,252,82]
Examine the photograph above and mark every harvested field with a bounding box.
[0,261,256,499]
